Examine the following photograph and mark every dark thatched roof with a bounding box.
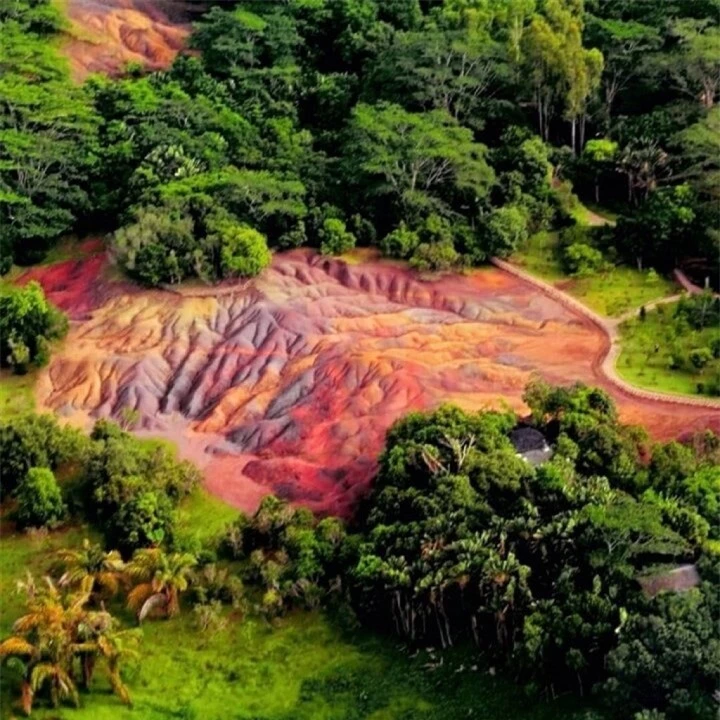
[509,426,548,453]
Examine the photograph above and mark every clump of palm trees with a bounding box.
[0,573,139,716]
[0,541,202,716]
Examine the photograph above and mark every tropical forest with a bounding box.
[0,0,719,718]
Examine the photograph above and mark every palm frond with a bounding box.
[0,636,35,658]
[126,583,154,613]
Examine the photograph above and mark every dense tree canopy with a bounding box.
[4,0,716,284]
[350,381,720,718]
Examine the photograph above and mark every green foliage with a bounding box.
[79,421,199,554]
[351,383,718,713]
[318,218,356,256]
[562,242,606,276]
[482,205,530,259]
[215,221,272,277]
[345,102,494,228]
[14,467,65,528]
[409,240,460,272]
[379,222,420,259]
[221,495,348,614]
[604,585,720,720]
[0,413,84,495]
[618,298,720,397]
[0,282,67,373]
[613,185,698,271]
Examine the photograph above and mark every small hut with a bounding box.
[509,426,553,466]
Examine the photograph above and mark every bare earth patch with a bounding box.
[18,250,720,516]
[62,0,189,80]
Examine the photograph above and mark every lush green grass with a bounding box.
[617,303,720,397]
[0,523,96,637]
[0,369,37,420]
[0,525,595,720]
[512,231,677,317]
[174,487,241,550]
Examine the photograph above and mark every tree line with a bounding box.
[1,380,719,718]
[1,0,718,284]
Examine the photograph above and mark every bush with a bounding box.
[674,292,720,330]
[689,347,713,370]
[0,282,68,373]
[215,222,272,277]
[15,467,65,528]
[319,218,356,256]
[481,205,529,259]
[710,336,720,359]
[112,205,197,285]
[409,240,460,272]
[0,414,86,496]
[106,489,175,555]
[379,222,419,259]
[562,242,606,276]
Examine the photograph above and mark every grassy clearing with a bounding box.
[0,370,37,420]
[0,523,596,720]
[512,231,677,317]
[174,486,241,550]
[617,303,720,397]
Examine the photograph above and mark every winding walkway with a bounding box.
[491,257,720,410]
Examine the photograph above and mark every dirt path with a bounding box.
[491,257,720,410]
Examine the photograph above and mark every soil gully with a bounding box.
[19,250,720,517]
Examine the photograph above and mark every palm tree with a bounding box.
[126,548,197,622]
[55,539,125,600]
[0,574,137,714]
[0,577,86,714]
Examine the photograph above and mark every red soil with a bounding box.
[23,250,720,517]
[62,0,189,80]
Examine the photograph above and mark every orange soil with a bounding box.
[62,0,189,80]
[18,250,720,517]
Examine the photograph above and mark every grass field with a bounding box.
[0,516,596,720]
[0,369,37,420]
[617,303,720,397]
[512,231,677,317]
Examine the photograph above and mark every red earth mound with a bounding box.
[21,250,720,517]
[62,0,189,80]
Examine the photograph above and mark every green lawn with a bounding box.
[512,231,677,317]
[174,486,242,550]
[617,304,720,397]
[0,521,596,720]
[0,369,37,421]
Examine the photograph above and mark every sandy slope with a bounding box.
[62,0,189,80]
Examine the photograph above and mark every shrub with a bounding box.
[112,205,196,286]
[0,414,86,496]
[409,240,460,272]
[561,242,606,276]
[215,222,272,277]
[106,489,175,555]
[674,292,720,330]
[689,347,713,370]
[482,205,529,259]
[379,222,419,259]
[15,467,65,528]
[0,282,68,373]
[319,218,356,256]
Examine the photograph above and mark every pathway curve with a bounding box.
[491,257,720,410]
